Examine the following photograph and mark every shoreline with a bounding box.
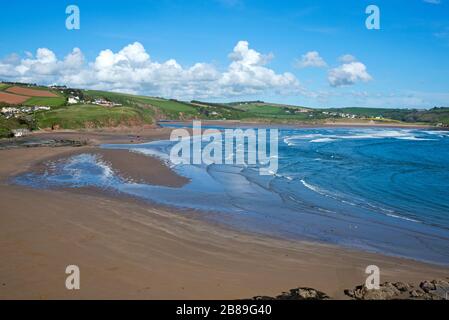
[159,119,439,130]
[0,128,448,299]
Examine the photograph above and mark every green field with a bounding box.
[226,103,325,122]
[22,96,67,107]
[35,104,154,129]
[84,90,245,120]
[132,97,198,117]
[0,83,10,91]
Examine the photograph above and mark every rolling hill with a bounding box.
[0,82,448,138]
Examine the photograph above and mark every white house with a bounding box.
[68,96,80,104]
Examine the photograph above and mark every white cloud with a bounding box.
[423,0,441,4]
[295,51,327,68]
[328,57,372,87]
[338,54,357,63]
[64,48,85,69]
[0,41,303,99]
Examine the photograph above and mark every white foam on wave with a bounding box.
[386,213,420,223]
[300,178,421,224]
[284,129,436,145]
[395,136,435,141]
[310,138,337,143]
[424,130,449,136]
[344,130,412,139]
[300,179,327,195]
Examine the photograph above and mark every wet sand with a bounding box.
[0,129,447,299]
[30,148,189,188]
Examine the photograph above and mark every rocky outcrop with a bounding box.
[344,282,403,300]
[344,279,449,300]
[0,137,88,150]
[419,279,449,299]
[253,287,330,300]
[251,278,448,300]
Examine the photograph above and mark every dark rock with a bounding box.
[252,287,330,300]
[421,279,449,300]
[344,282,401,300]
[344,289,355,298]
[252,296,276,300]
[410,289,425,298]
[0,137,88,150]
[346,278,449,300]
[347,285,366,300]
[277,287,329,300]
[393,282,412,292]
[432,279,449,290]
[420,281,436,293]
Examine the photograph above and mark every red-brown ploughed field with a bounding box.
[0,92,29,104]
[6,86,58,97]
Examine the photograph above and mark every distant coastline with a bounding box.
[1,82,448,139]
[158,119,440,130]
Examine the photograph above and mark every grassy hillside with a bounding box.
[1,83,448,135]
[35,104,154,129]
[22,96,67,107]
[322,107,449,125]
[84,90,246,120]
[189,100,317,121]
[231,102,318,121]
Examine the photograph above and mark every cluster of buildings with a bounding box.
[92,98,122,107]
[285,108,310,114]
[49,85,67,90]
[67,96,122,107]
[1,106,51,119]
[321,111,358,119]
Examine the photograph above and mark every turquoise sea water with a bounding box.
[15,126,449,265]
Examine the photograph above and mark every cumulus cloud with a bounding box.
[0,47,86,85]
[0,41,303,99]
[328,56,372,87]
[295,51,327,68]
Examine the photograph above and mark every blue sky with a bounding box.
[0,0,448,108]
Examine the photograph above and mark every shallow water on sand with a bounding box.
[15,126,449,265]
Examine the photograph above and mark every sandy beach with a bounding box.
[0,128,448,300]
